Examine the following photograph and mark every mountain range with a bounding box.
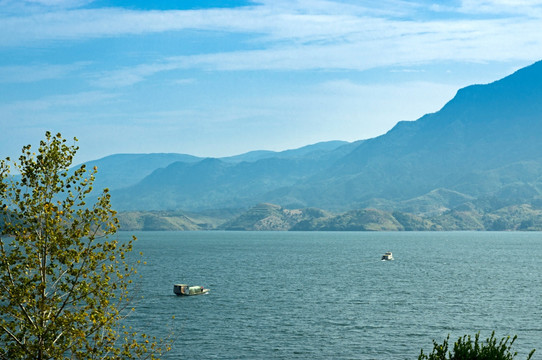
[79,60,542,230]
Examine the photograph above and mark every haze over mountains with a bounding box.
[82,60,542,230]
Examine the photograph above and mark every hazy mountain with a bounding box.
[77,153,201,191]
[266,60,542,210]
[96,60,542,216]
[221,140,351,162]
[107,140,354,211]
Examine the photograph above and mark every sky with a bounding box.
[1,0,542,164]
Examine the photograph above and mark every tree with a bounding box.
[0,132,168,359]
[418,331,535,360]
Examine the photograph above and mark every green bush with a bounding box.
[418,332,535,360]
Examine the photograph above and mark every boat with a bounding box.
[173,284,210,296]
[381,251,394,261]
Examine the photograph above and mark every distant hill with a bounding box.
[77,153,201,191]
[107,140,357,211]
[117,208,243,231]
[115,202,542,231]
[84,60,542,226]
[219,203,330,231]
[232,202,542,231]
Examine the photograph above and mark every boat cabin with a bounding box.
[381,252,394,261]
[173,284,209,296]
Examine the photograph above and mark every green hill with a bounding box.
[115,201,542,231]
[219,203,330,231]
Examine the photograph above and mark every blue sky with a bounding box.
[1,0,542,164]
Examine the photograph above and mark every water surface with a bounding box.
[122,231,542,359]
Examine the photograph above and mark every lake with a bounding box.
[120,231,542,359]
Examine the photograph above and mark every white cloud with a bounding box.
[90,62,182,88]
[0,91,116,114]
[0,0,94,14]
[2,0,537,88]
[0,0,540,47]
[1,0,542,73]
[4,0,540,94]
[459,0,542,14]
[86,13,542,88]
[0,2,439,47]
[0,62,90,83]
[25,0,93,7]
[0,6,267,46]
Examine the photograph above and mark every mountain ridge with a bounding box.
[81,60,542,226]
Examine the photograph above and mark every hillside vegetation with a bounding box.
[116,202,542,231]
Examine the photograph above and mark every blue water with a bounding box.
[121,231,542,359]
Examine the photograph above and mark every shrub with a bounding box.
[418,331,535,360]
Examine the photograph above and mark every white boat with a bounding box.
[381,251,394,261]
[173,284,210,296]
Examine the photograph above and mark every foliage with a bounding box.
[418,332,535,360]
[0,132,169,359]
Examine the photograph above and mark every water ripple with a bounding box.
[123,231,542,359]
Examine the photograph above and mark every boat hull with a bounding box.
[175,289,210,296]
